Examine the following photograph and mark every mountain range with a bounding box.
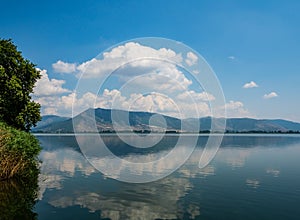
[32,108,300,133]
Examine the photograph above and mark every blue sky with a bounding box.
[1,0,300,121]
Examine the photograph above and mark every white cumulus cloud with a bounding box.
[35,92,97,116]
[33,69,71,96]
[52,60,77,73]
[35,87,248,119]
[76,42,183,79]
[35,42,236,119]
[177,90,215,102]
[71,42,195,99]
[263,92,278,99]
[243,81,258,89]
[95,89,182,118]
[120,65,192,92]
[38,88,213,118]
[95,89,213,119]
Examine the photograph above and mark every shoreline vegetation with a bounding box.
[0,122,41,181]
[0,38,42,182]
[31,129,300,134]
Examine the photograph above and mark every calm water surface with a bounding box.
[9,134,300,219]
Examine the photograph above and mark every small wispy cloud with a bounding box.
[228,56,235,60]
[185,51,198,66]
[223,100,252,118]
[263,92,278,99]
[243,81,258,89]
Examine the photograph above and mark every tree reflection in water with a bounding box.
[0,176,39,220]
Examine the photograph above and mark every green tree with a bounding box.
[0,39,41,131]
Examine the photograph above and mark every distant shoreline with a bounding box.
[32,130,300,136]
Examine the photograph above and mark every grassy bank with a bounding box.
[0,122,41,181]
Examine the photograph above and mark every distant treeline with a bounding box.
[224,130,300,134]
[32,129,300,134]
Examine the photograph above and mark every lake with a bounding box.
[2,134,300,219]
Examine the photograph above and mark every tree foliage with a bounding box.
[0,39,41,131]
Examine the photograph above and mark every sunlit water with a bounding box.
[14,135,300,219]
